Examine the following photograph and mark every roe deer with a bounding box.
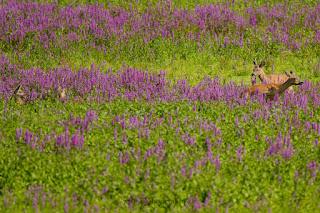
[58,86,66,99]
[57,86,84,102]
[251,59,298,93]
[245,72,303,100]
[13,85,24,104]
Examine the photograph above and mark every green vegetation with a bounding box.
[1,0,320,212]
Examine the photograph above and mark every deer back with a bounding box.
[267,73,289,84]
[247,83,279,95]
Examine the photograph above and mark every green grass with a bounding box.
[29,0,320,10]
[1,98,320,212]
[2,0,320,86]
[1,0,320,212]
[3,37,319,86]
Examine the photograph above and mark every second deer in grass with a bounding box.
[251,59,299,93]
[11,86,83,104]
[58,86,66,99]
[58,86,84,102]
[13,85,25,105]
[245,72,303,100]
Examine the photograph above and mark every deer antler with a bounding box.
[259,61,265,67]
[252,58,257,65]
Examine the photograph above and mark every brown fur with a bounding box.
[245,73,303,100]
[58,86,66,99]
[251,60,301,93]
[58,87,85,102]
[12,86,83,104]
[13,85,24,105]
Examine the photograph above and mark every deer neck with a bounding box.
[258,71,270,83]
[278,80,293,94]
[15,97,24,105]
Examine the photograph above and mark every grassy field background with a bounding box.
[1,0,320,212]
[1,0,320,85]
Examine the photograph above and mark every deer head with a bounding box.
[58,86,66,99]
[251,59,266,77]
[13,85,24,104]
[284,71,303,85]
[14,85,24,97]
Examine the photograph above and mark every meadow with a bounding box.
[1,0,320,212]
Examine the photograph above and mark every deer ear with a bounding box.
[14,85,22,94]
[252,59,256,65]
[285,71,290,77]
[259,61,265,67]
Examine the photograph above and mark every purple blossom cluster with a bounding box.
[1,184,102,212]
[1,2,320,210]
[1,1,320,53]
[1,63,320,211]
[0,52,315,110]
[15,110,99,151]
